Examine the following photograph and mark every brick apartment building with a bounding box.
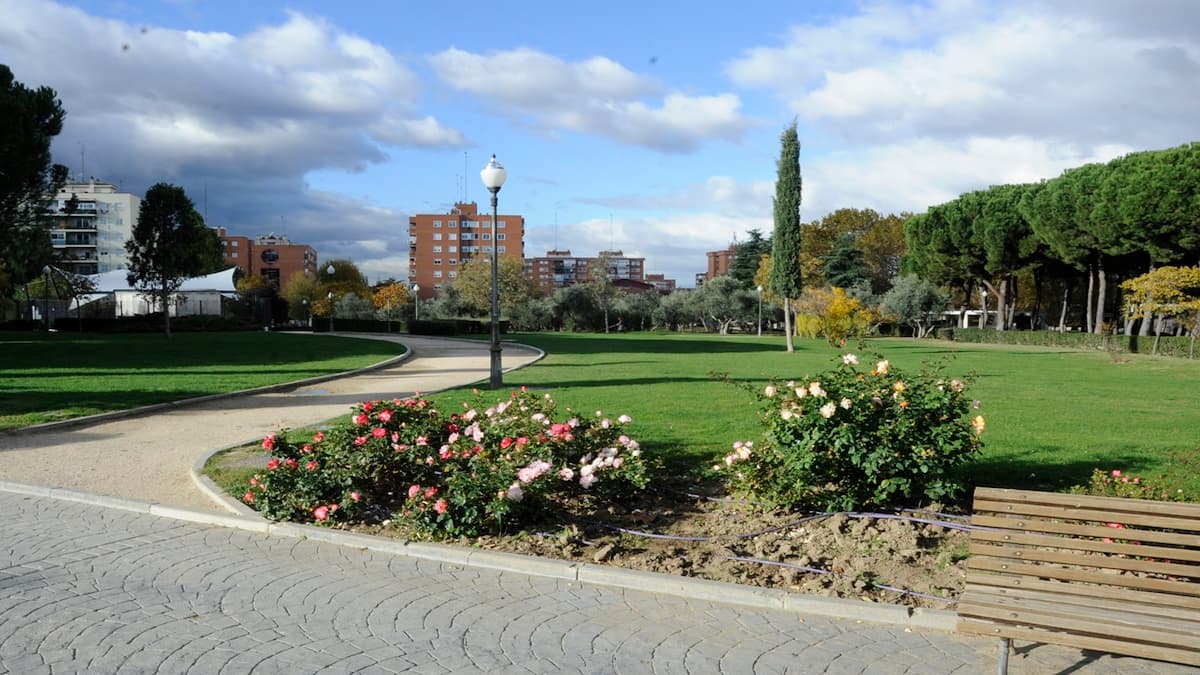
[705,247,736,282]
[408,202,525,300]
[214,228,318,293]
[525,249,646,294]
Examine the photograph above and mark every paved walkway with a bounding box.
[0,334,541,511]
[0,335,1194,674]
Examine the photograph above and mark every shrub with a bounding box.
[719,352,983,511]
[1068,469,1192,502]
[243,388,649,537]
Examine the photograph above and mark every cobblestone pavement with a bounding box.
[4,492,1196,674]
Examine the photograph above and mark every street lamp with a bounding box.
[326,264,336,332]
[412,284,420,321]
[480,154,507,389]
[41,265,53,330]
[979,288,988,329]
[302,298,309,328]
[756,285,763,337]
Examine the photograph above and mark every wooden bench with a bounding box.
[957,487,1200,673]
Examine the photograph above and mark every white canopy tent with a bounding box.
[84,267,239,317]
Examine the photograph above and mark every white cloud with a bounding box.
[576,176,773,219]
[431,47,753,153]
[728,1,1200,150]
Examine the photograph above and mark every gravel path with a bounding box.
[0,334,541,512]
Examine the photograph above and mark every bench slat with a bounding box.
[957,618,1200,667]
[968,556,1200,597]
[959,590,1200,643]
[969,540,1200,580]
[964,572,1200,612]
[970,515,1200,549]
[973,487,1200,522]
[972,498,1200,532]
[972,528,1200,563]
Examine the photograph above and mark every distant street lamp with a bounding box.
[979,288,988,329]
[302,298,309,328]
[41,265,52,330]
[327,291,334,333]
[480,154,507,389]
[412,284,420,321]
[756,285,763,337]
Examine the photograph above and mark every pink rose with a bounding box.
[372,427,387,438]
[349,491,361,502]
[424,486,438,499]
[434,499,448,515]
[262,434,276,451]
[378,410,392,423]
[305,460,319,471]
[242,492,254,503]
[266,458,280,471]
[353,413,369,425]
[313,505,329,521]
[313,431,325,442]
[284,458,298,470]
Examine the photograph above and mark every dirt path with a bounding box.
[0,334,541,512]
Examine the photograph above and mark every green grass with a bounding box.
[425,332,1200,497]
[0,331,405,430]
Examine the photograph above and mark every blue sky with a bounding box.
[3,0,1198,285]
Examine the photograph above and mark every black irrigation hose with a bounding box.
[725,555,958,605]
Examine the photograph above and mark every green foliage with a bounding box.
[453,256,536,318]
[1069,469,1192,503]
[948,327,1197,358]
[795,287,875,346]
[770,124,803,296]
[125,183,221,335]
[822,234,871,290]
[0,65,68,296]
[880,275,947,338]
[717,353,982,511]
[730,229,771,288]
[244,389,650,537]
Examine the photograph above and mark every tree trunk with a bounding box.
[994,278,1008,331]
[1139,262,1155,337]
[1093,260,1107,334]
[783,297,794,352]
[162,289,173,337]
[1085,264,1095,333]
[1057,285,1069,331]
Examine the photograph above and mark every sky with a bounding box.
[2,0,1198,287]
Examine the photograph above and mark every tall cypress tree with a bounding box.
[769,122,802,352]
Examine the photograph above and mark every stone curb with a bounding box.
[0,332,413,437]
[0,479,958,634]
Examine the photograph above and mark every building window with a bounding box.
[231,240,238,247]
[484,246,493,253]
[433,259,442,265]
[448,271,457,278]
[497,233,506,241]
[433,220,442,227]
[434,283,443,290]
[433,233,442,241]
[482,233,491,241]
[448,221,457,228]
[448,245,457,253]
[448,258,457,265]
[448,233,456,241]
[498,221,506,228]
[433,271,442,278]
[231,252,238,259]
[497,246,506,253]
[433,246,442,253]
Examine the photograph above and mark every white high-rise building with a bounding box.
[46,179,139,275]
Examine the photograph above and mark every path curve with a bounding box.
[0,334,541,512]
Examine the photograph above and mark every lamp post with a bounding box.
[480,154,507,389]
[979,288,988,330]
[412,284,420,321]
[756,285,763,337]
[41,265,52,330]
[326,264,336,333]
[302,299,309,328]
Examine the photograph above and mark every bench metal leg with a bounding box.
[997,637,1011,675]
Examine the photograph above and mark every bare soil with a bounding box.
[346,482,970,610]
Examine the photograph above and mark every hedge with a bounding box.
[944,327,1196,358]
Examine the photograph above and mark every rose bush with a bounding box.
[243,387,649,537]
[718,352,983,511]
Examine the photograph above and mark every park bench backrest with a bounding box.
[957,487,1200,671]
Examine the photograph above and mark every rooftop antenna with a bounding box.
[463,151,469,203]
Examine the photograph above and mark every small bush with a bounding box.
[718,352,983,511]
[243,388,649,537]
[1068,468,1192,502]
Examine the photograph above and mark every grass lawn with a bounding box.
[425,332,1200,498]
[0,331,405,430]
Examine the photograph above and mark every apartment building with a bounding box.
[214,228,318,293]
[45,179,139,275]
[408,202,525,300]
[524,249,649,294]
[705,247,736,281]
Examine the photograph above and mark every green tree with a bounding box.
[125,183,221,336]
[769,122,803,352]
[282,271,321,322]
[857,211,908,293]
[613,291,661,331]
[453,257,535,318]
[0,65,69,316]
[694,275,756,335]
[822,234,871,290]
[730,229,771,288]
[880,275,947,338]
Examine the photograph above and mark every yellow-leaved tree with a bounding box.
[1121,266,1200,358]
[795,286,876,346]
[373,283,410,330]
